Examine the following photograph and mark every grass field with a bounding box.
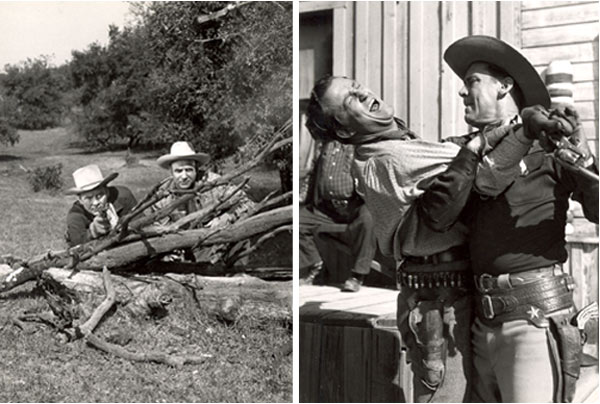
[0,128,292,402]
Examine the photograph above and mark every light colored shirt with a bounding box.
[353,125,532,260]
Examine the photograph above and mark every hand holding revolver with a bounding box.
[89,207,111,237]
[522,104,597,180]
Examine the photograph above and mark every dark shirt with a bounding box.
[66,185,137,247]
[466,148,598,275]
[305,139,361,223]
[315,140,355,200]
[417,147,480,233]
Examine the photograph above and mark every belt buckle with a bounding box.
[477,273,494,292]
[481,295,495,319]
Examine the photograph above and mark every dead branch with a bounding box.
[127,135,290,232]
[78,206,291,271]
[77,267,115,337]
[167,177,249,231]
[0,136,292,293]
[85,333,212,367]
[196,2,253,25]
[257,191,292,214]
[227,224,292,266]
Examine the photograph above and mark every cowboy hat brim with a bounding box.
[443,35,550,108]
[157,153,210,169]
[65,172,118,195]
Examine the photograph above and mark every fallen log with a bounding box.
[124,261,291,280]
[0,205,291,292]
[0,265,292,311]
[79,206,291,270]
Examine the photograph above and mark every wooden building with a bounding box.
[299,1,598,401]
[299,1,598,166]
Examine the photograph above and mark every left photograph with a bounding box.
[0,2,292,402]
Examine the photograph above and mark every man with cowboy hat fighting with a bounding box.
[437,35,599,402]
[65,164,137,246]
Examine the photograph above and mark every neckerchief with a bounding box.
[347,117,417,145]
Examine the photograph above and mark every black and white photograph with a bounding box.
[298,1,598,403]
[0,2,292,402]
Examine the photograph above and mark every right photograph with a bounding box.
[297,1,599,403]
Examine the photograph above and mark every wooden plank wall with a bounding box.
[520,0,599,157]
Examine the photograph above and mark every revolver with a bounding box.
[547,114,599,182]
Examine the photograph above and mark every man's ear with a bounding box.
[499,76,514,97]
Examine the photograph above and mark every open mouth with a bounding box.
[369,99,380,112]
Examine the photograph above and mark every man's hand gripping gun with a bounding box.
[545,107,599,182]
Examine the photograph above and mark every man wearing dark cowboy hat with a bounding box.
[305,74,545,402]
[65,164,137,246]
[437,35,599,403]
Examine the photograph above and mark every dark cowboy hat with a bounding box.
[443,35,550,108]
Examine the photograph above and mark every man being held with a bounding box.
[66,164,137,247]
[299,135,376,292]
[439,35,598,403]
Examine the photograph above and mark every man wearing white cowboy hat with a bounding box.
[436,35,599,403]
[149,141,213,227]
[65,164,137,246]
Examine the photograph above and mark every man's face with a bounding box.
[171,160,197,190]
[320,77,395,136]
[459,63,504,128]
[78,186,108,215]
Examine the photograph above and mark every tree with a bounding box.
[68,1,292,168]
[1,57,69,130]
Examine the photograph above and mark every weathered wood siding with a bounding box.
[520,0,599,156]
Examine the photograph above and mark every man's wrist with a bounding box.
[514,126,534,145]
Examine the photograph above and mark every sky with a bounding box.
[0,1,133,70]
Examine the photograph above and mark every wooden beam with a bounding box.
[300,1,347,14]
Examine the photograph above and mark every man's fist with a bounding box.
[550,106,592,166]
[90,213,111,237]
[521,105,563,141]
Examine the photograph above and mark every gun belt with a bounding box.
[397,270,470,289]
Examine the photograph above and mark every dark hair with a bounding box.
[482,62,525,110]
[305,75,345,142]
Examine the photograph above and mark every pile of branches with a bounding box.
[0,124,292,366]
[0,127,292,293]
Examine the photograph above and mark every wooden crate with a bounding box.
[299,285,412,402]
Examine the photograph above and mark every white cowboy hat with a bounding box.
[65,164,118,195]
[157,141,210,169]
[443,35,551,108]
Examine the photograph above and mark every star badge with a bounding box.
[527,306,540,319]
